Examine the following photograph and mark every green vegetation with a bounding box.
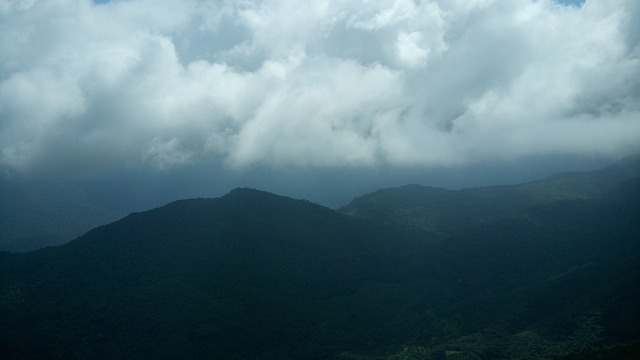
[0,158,639,359]
[340,155,640,234]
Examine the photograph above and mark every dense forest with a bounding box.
[1,157,639,359]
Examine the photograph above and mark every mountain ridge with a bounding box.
[1,158,639,359]
[2,156,638,252]
[339,155,640,234]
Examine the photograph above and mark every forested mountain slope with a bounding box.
[0,160,639,359]
[340,155,640,235]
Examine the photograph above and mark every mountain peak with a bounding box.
[2,159,639,359]
[224,187,280,199]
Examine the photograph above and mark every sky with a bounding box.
[1,0,639,208]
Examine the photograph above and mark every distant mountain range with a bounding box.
[340,155,640,235]
[0,179,123,252]
[1,157,639,359]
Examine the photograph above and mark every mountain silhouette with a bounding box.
[1,160,639,359]
[340,155,640,235]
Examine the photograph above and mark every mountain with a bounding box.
[340,155,640,235]
[1,160,639,359]
[0,189,434,359]
[0,179,124,252]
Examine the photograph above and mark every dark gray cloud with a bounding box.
[1,0,638,203]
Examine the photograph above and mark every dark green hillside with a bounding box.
[339,184,482,235]
[0,163,639,359]
[340,155,640,235]
[0,189,439,359]
[0,179,123,252]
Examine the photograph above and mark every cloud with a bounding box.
[1,0,639,178]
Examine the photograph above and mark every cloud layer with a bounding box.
[1,0,639,177]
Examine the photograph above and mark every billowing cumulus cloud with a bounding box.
[1,0,639,178]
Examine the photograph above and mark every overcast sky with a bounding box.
[1,0,639,207]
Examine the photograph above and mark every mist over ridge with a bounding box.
[2,1,639,356]
[1,154,639,359]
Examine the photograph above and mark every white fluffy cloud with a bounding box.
[1,0,639,176]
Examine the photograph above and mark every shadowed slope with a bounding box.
[0,166,638,359]
[0,189,434,359]
[340,155,640,234]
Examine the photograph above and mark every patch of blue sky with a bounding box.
[555,0,586,7]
